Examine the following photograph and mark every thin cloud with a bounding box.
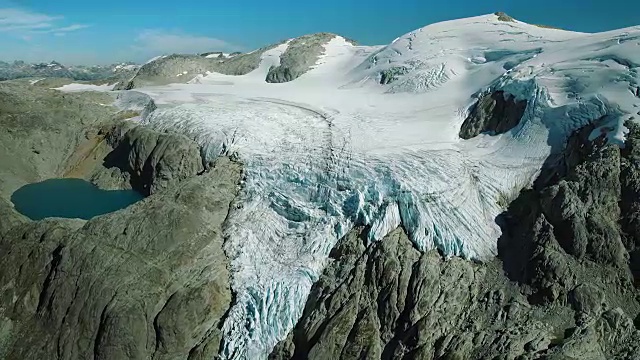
[132,29,242,57]
[54,24,90,32]
[36,23,91,35]
[0,8,89,36]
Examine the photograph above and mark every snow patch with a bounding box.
[53,83,114,92]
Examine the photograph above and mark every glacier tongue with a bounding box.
[142,98,546,359]
[134,14,640,360]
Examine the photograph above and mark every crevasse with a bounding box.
[140,86,546,359]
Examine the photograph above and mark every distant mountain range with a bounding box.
[0,60,140,81]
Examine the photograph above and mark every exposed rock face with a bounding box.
[95,123,205,196]
[270,228,551,360]
[117,55,221,89]
[120,45,281,89]
[270,120,640,359]
[0,81,199,198]
[495,12,516,22]
[0,82,242,360]
[120,33,349,88]
[459,91,528,139]
[265,33,337,83]
[500,121,640,291]
[378,66,409,85]
[212,45,276,75]
[0,82,116,198]
[0,157,241,360]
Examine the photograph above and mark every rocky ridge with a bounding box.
[265,33,342,83]
[122,33,346,89]
[0,60,139,83]
[0,81,242,360]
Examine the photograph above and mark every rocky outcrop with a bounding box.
[378,66,409,85]
[212,45,276,75]
[120,44,283,89]
[118,33,351,88]
[459,90,528,139]
[94,123,205,196]
[0,80,243,360]
[0,157,241,360]
[270,120,640,359]
[265,33,338,83]
[270,224,636,360]
[500,120,640,292]
[495,12,516,22]
[270,228,549,360]
[0,82,116,199]
[117,55,221,89]
[0,81,194,198]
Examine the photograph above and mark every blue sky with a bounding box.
[0,0,638,65]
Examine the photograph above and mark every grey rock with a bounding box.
[213,44,278,75]
[113,90,158,120]
[378,66,409,85]
[0,82,116,199]
[266,33,338,83]
[270,227,569,360]
[0,157,241,360]
[97,123,204,195]
[459,90,528,139]
[570,284,605,316]
[0,81,241,360]
[122,33,353,89]
[0,60,138,82]
[121,44,283,89]
[117,54,221,89]
[495,12,516,22]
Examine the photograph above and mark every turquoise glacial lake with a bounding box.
[11,178,143,220]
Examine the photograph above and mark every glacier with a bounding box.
[121,14,640,360]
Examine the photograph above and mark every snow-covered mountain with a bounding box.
[119,33,347,89]
[67,12,640,359]
[0,60,140,81]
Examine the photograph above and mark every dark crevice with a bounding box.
[36,244,65,314]
[92,295,116,360]
[292,292,360,359]
[152,292,177,355]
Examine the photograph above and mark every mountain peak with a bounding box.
[494,11,516,22]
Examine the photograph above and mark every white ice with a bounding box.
[132,14,640,360]
[54,83,116,92]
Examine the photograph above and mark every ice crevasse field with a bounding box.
[73,13,640,359]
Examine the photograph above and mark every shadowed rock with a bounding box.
[459,90,528,139]
[97,123,204,196]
